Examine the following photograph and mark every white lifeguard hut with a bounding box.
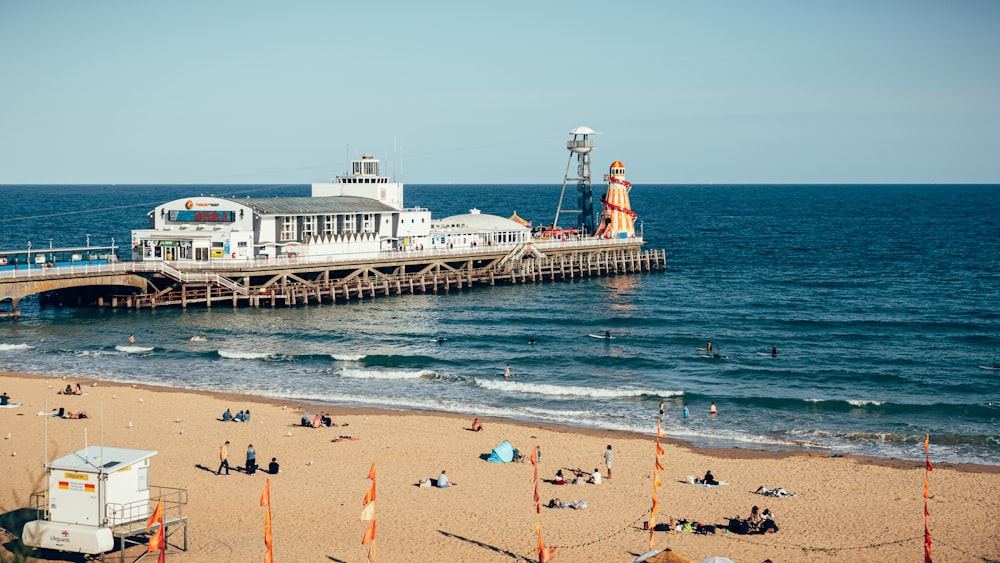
[22,446,187,560]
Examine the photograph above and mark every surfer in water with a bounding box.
[128,334,135,346]
[604,329,611,339]
[504,364,512,381]
[528,337,536,345]
[772,345,778,357]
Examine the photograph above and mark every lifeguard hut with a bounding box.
[22,446,188,561]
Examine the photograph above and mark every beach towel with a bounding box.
[486,440,514,463]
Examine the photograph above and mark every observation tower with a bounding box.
[553,126,597,234]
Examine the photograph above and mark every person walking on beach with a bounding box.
[604,444,614,479]
[217,440,230,476]
[683,405,689,419]
[710,402,718,416]
[245,444,257,475]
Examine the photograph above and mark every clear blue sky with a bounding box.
[2,1,998,184]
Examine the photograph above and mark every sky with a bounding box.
[1,0,999,185]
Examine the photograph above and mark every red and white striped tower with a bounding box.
[596,161,636,238]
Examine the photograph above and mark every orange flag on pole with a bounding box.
[146,497,165,561]
[362,520,376,545]
[924,434,932,563]
[362,460,377,562]
[657,418,667,439]
[260,478,273,563]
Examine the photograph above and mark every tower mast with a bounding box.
[553,126,596,233]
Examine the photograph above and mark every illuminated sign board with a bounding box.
[169,210,235,223]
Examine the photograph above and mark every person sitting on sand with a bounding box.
[573,470,586,486]
[60,384,73,395]
[553,469,565,485]
[1,392,10,406]
[699,470,719,485]
[320,413,332,427]
[589,468,602,485]
[243,409,251,423]
[234,410,245,422]
[437,470,454,488]
[747,506,763,532]
[471,418,482,432]
[759,508,779,534]
[74,384,83,395]
[222,408,232,422]
[268,457,280,474]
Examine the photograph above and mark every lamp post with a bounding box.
[27,241,31,271]
[86,234,91,248]
[111,237,116,262]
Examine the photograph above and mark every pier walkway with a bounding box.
[1,238,664,318]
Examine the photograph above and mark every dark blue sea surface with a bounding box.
[2,184,999,465]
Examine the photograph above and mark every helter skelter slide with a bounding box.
[594,160,637,239]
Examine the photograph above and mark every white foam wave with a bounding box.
[474,378,682,399]
[331,353,366,362]
[218,350,273,360]
[337,367,434,380]
[0,343,32,352]
[846,399,885,407]
[115,345,154,353]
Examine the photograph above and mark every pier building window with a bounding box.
[343,215,356,234]
[362,214,374,233]
[302,215,317,237]
[321,215,335,235]
[281,216,296,241]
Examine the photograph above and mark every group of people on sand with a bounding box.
[553,468,602,486]
[221,408,251,423]
[58,383,84,395]
[216,440,278,476]
[301,412,347,428]
[50,407,88,419]
[418,469,456,488]
[730,505,779,534]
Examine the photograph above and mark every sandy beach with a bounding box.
[1,371,998,563]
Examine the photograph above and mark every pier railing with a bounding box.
[0,235,644,280]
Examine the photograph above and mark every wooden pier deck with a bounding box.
[1,239,665,316]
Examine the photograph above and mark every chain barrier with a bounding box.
[548,512,647,550]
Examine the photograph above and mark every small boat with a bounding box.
[978,365,1000,371]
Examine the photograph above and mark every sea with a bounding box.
[1,184,999,466]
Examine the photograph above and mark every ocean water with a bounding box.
[1,184,999,466]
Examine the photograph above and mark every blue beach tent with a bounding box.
[487,440,514,463]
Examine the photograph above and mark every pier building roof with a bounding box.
[234,196,397,215]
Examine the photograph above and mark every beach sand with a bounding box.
[1,371,998,563]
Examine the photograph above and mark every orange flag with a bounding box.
[362,520,376,545]
[657,419,667,438]
[656,440,664,457]
[655,456,664,473]
[261,478,273,563]
[146,498,164,554]
[653,471,662,489]
[538,546,557,563]
[363,483,376,506]
[367,461,377,481]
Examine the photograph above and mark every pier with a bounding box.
[1,238,664,317]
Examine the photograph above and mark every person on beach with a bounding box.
[222,408,232,422]
[683,405,689,419]
[217,441,230,476]
[0,392,9,406]
[700,470,718,485]
[604,444,614,479]
[234,410,244,422]
[246,444,256,475]
[471,418,482,432]
[710,402,718,416]
[590,468,602,484]
[243,409,251,423]
[747,505,762,532]
[60,384,73,395]
[437,470,454,488]
[553,469,565,485]
[659,400,665,417]
[268,457,280,474]
[504,364,512,381]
